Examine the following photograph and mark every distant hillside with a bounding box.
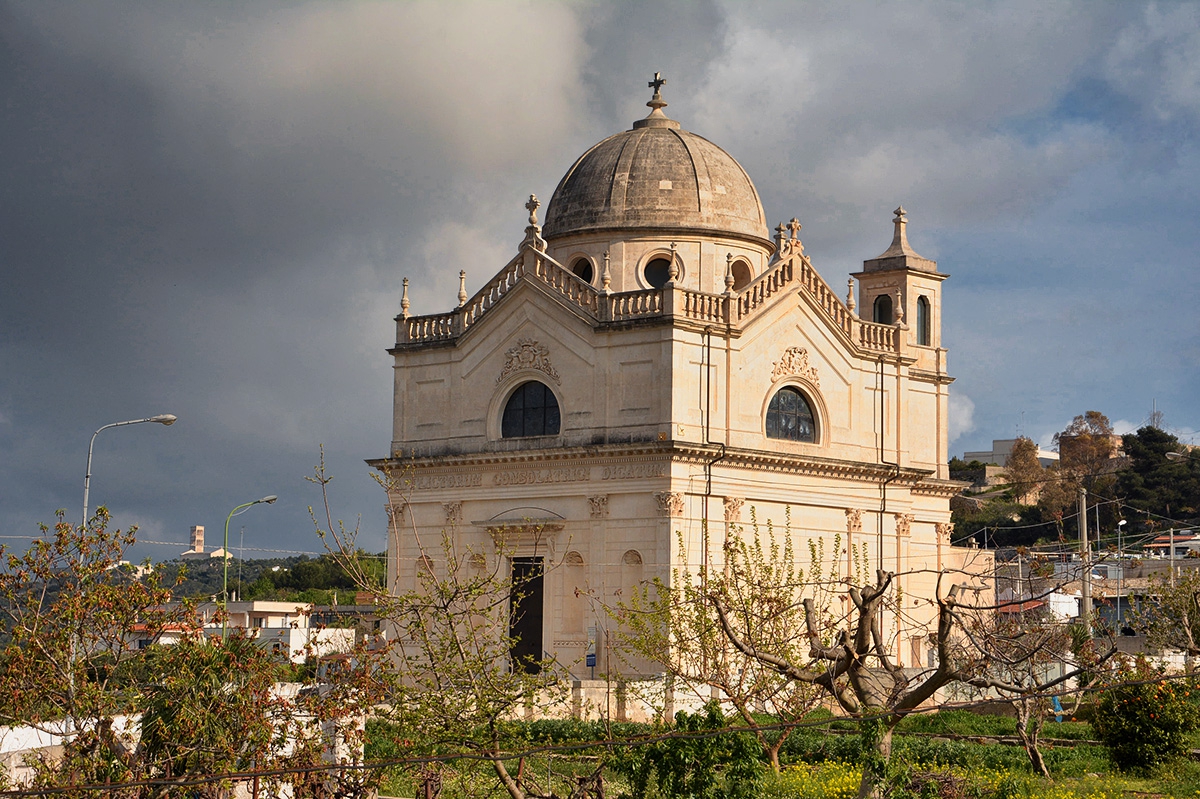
[156,552,385,605]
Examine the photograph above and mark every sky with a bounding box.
[1,1,1197,561]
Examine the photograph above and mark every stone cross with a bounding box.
[525,194,540,226]
[649,72,666,92]
[788,217,802,240]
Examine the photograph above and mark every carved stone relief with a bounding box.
[771,346,820,387]
[845,508,863,534]
[895,513,914,538]
[443,501,463,525]
[588,494,609,518]
[723,496,744,523]
[385,501,408,525]
[935,522,953,545]
[655,491,685,517]
[497,338,561,385]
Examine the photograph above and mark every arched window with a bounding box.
[730,259,753,292]
[916,296,931,346]
[873,293,893,325]
[571,257,594,284]
[644,257,672,289]
[501,381,561,438]
[766,386,817,443]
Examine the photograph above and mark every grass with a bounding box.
[366,709,1200,798]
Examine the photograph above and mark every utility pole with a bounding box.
[1170,527,1176,588]
[1079,487,1091,635]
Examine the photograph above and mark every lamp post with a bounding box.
[82,414,177,529]
[222,495,277,641]
[1166,450,1197,462]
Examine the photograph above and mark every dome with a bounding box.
[542,86,771,247]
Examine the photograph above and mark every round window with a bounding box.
[644,257,672,288]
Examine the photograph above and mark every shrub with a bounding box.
[1091,661,1199,774]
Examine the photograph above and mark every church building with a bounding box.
[371,78,983,694]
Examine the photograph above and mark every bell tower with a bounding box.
[852,207,946,349]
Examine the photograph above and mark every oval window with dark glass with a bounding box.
[766,387,816,443]
[501,381,561,438]
[644,257,672,288]
[571,257,594,284]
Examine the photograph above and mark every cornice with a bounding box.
[369,440,945,489]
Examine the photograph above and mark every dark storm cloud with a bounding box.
[1,1,1197,559]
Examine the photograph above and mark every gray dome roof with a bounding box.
[542,105,770,246]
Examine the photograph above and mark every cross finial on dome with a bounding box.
[647,72,668,112]
[526,194,541,226]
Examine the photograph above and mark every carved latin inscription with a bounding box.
[655,491,685,517]
[497,338,561,385]
[412,473,483,490]
[602,463,668,480]
[589,494,609,518]
[771,346,820,387]
[493,467,589,486]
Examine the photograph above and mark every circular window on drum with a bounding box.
[501,381,561,438]
[766,386,817,443]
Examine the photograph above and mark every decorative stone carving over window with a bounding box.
[443,501,463,525]
[845,508,863,533]
[723,496,744,523]
[935,522,953,545]
[771,346,820,387]
[655,491,685,517]
[895,513,914,538]
[497,338,560,385]
[588,494,609,518]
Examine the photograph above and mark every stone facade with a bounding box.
[370,81,988,701]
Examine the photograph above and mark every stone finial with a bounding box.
[401,277,411,319]
[891,206,912,254]
[846,278,856,313]
[774,222,786,253]
[724,253,735,296]
[635,72,678,130]
[894,287,906,327]
[602,250,612,293]
[788,217,802,240]
[668,242,679,283]
[520,194,547,252]
[457,270,468,307]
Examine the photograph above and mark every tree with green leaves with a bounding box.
[0,508,381,797]
[1004,436,1045,504]
[1117,426,1200,525]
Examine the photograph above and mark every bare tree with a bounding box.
[313,460,563,799]
[615,520,823,771]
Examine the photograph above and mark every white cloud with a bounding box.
[949,393,976,443]
[1106,4,1200,122]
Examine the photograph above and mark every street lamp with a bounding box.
[82,414,177,529]
[222,495,277,641]
[1166,450,1196,462]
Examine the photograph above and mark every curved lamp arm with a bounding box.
[82,414,177,529]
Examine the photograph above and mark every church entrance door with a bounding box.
[510,557,544,674]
